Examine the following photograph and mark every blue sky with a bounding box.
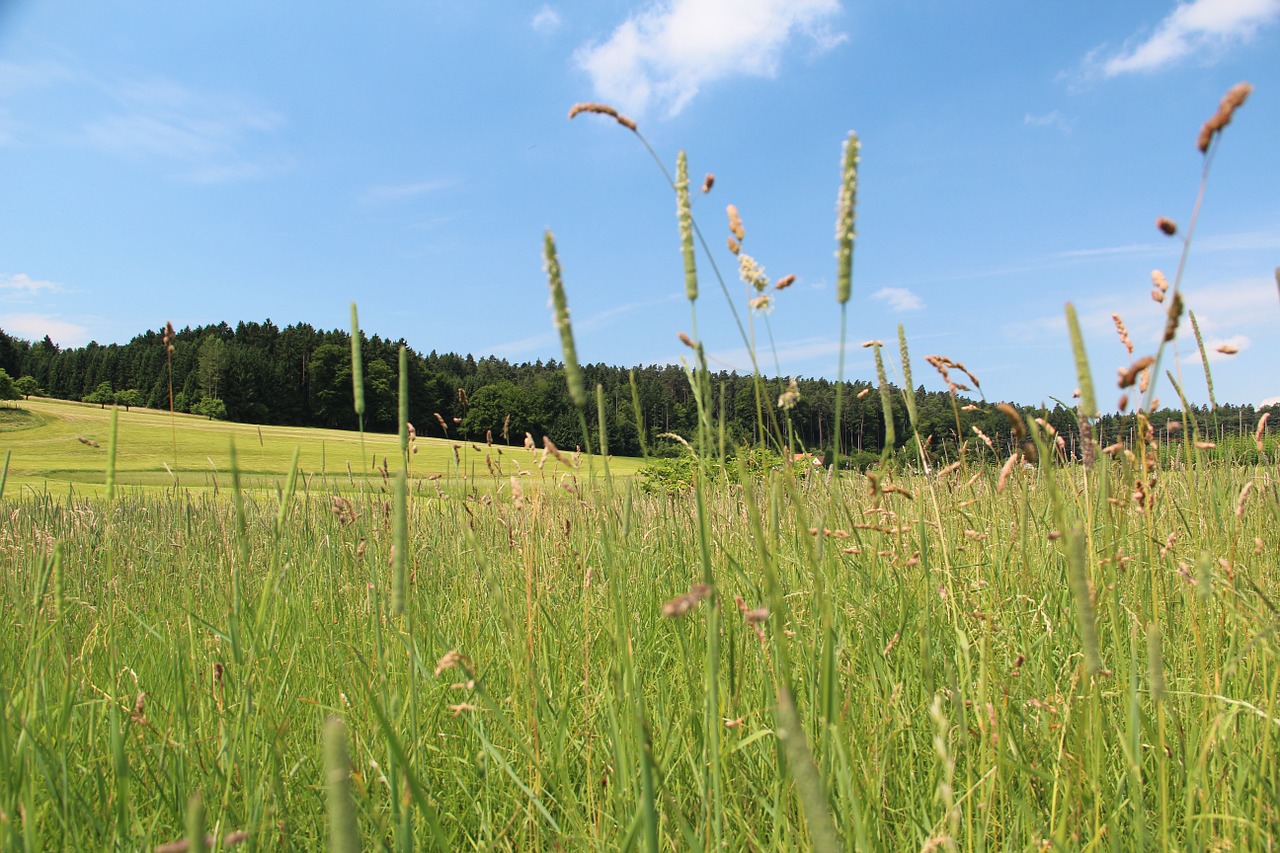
[1,0,1277,409]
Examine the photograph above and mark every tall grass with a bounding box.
[0,82,1275,852]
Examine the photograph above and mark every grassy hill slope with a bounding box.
[0,398,641,495]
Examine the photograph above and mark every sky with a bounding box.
[1,0,1278,410]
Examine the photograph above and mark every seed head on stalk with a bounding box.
[835,132,861,305]
[676,150,697,303]
[544,231,585,409]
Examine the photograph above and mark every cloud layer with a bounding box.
[576,0,844,117]
[1093,0,1280,76]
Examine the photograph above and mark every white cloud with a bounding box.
[0,273,58,296]
[0,313,89,346]
[1024,110,1072,132]
[1092,0,1280,76]
[1261,395,1280,408]
[575,0,844,118]
[531,5,562,35]
[871,286,924,312]
[1182,332,1252,363]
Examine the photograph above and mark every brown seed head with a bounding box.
[997,402,1026,442]
[1254,413,1269,451]
[726,204,744,241]
[1156,217,1178,236]
[775,273,796,290]
[1163,291,1184,343]
[1118,356,1155,388]
[1198,81,1253,153]
[568,101,638,132]
[568,102,617,120]
[1215,343,1239,355]
[701,173,715,194]
[1112,312,1134,355]
[678,331,696,348]
[727,236,740,254]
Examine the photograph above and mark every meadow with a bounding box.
[2,85,1278,851]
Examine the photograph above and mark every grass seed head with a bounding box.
[996,403,1026,442]
[1156,217,1178,236]
[701,173,714,193]
[568,101,637,132]
[835,131,861,305]
[1117,356,1155,389]
[1197,81,1252,153]
[726,204,745,242]
[1163,291,1184,343]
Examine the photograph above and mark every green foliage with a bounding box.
[637,454,698,494]
[14,374,42,399]
[113,388,143,410]
[0,368,17,402]
[193,397,228,420]
[83,380,114,408]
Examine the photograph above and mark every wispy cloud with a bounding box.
[871,286,924,312]
[1024,110,1072,132]
[531,5,563,36]
[575,0,844,118]
[483,294,679,357]
[360,178,459,205]
[0,273,59,296]
[1086,0,1280,77]
[1004,275,1276,353]
[0,312,89,346]
[72,76,288,182]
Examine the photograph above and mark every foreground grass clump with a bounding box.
[2,454,1278,850]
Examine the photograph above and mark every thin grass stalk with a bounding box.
[274,447,301,538]
[1189,311,1218,435]
[0,448,9,501]
[1143,83,1248,410]
[677,150,697,304]
[831,133,860,470]
[350,303,366,468]
[392,469,407,616]
[398,345,409,464]
[543,231,585,410]
[776,686,842,853]
[873,344,896,467]
[595,384,613,494]
[1065,303,1097,419]
[185,792,208,853]
[1065,523,1103,678]
[628,369,649,458]
[105,406,118,502]
[324,716,361,853]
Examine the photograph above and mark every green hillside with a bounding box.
[0,398,641,496]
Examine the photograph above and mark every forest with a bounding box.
[0,319,1273,466]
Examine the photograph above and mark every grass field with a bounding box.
[2,427,1278,850]
[0,398,643,497]
[3,87,1277,851]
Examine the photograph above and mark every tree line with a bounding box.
[0,320,1273,465]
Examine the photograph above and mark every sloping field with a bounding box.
[0,398,640,495]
